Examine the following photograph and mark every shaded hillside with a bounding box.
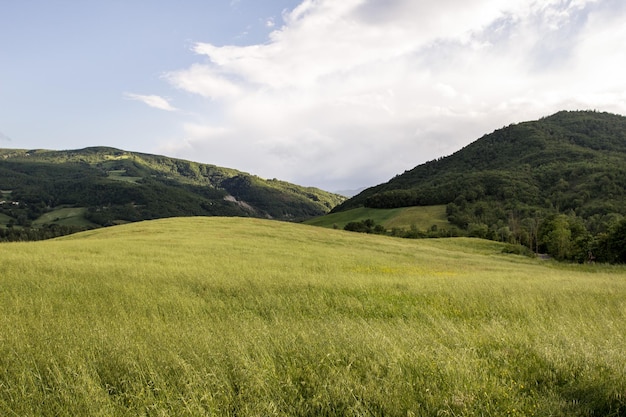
[332,111,626,262]
[0,147,344,239]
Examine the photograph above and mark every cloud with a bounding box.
[124,93,178,111]
[165,63,243,100]
[158,0,626,190]
[0,131,12,142]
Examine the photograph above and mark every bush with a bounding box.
[501,243,536,257]
[344,219,386,234]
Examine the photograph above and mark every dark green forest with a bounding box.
[0,147,344,241]
[333,111,626,263]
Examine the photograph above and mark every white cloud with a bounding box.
[166,63,243,99]
[158,0,626,190]
[124,93,178,112]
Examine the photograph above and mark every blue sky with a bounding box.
[2,0,626,191]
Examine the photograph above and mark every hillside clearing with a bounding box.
[305,205,449,231]
[106,169,142,183]
[31,206,95,227]
[1,217,625,416]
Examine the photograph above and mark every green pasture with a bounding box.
[32,206,95,227]
[305,205,449,231]
[106,169,142,183]
[0,217,624,416]
[382,205,449,230]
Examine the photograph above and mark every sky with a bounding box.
[1,0,626,192]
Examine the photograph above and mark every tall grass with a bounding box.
[0,217,624,416]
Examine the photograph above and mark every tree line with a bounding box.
[343,211,626,264]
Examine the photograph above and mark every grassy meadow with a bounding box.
[0,217,625,416]
[31,207,95,227]
[304,205,450,231]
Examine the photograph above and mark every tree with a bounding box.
[522,217,541,254]
[543,215,572,260]
[605,219,626,263]
[468,222,489,239]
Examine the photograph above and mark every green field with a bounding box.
[1,217,625,416]
[106,169,143,183]
[305,205,450,231]
[0,206,90,227]
[31,206,95,227]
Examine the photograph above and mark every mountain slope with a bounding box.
[334,111,626,214]
[331,110,626,261]
[0,147,345,237]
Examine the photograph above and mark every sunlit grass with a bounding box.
[1,217,624,416]
[382,205,449,230]
[106,169,142,183]
[304,205,450,231]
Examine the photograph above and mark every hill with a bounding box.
[305,205,450,233]
[0,146,345,239]
[331,110,626,262]
[1,217,625,416]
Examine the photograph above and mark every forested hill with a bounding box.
[332,110,626,262]
[0,147,345,239]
